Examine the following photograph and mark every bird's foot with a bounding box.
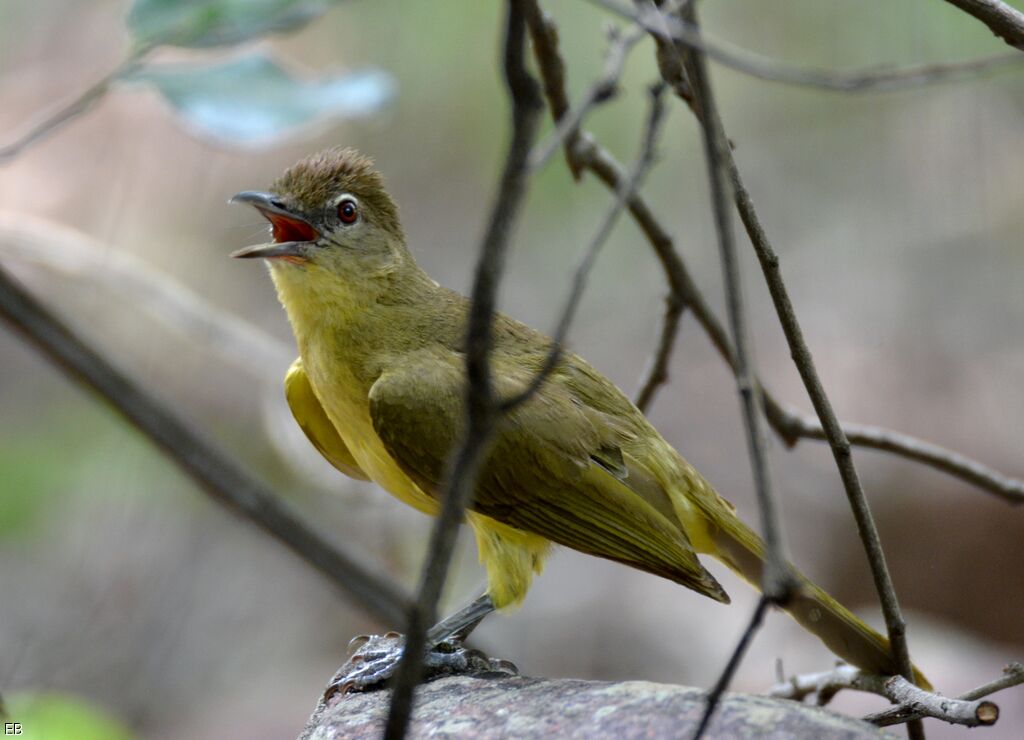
[322,631,518,700]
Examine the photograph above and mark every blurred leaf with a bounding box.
[6,693,134,740]
[0,439,65,537]
[127,0,339,48]
[0,412,99,537]
[124,52,395,147]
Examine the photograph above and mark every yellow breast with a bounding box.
[304,350,440,517]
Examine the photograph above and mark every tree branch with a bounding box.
[382,3,544,738]
[771,663,898,704]
[770,663,1023,729]
[0,263,412,626]
[783,415,1024,505]
[867,661,1024,727]
[634,291,685,412]
[942,0,1024,50]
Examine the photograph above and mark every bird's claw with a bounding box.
[322,632,519,701]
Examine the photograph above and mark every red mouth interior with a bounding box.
[259,209,319,243]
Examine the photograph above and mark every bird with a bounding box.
[231,147,929,691]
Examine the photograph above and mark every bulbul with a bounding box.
[232,147,928,690]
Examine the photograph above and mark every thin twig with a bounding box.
[527,0,1024,504]
[771,663,1019,729]
[381,3,544,738]
[671,1,794,602]
[585,0,1024,91]
[529,26,644,171]
[0,45,154,165]
[634,292,684,412]
[784,415,1024,505]
[0,263,412,625]
[868,661,1024,727]
[501,83,667,412]
[692,596,770,740]
[879,675,998,727]
[942,0,1024,50]
[770,663,887,704]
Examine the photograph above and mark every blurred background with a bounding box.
[1,1,1022,738]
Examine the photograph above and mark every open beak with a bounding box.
[229,191,320,261]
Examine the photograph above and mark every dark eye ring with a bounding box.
[338,198,359,224]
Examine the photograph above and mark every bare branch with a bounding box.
[634,292,684,412]
[585,0,1024,92]
[0,263,412,625]
[942,0,1024,50]
[784,414,1024,505]
[382,3,544,738]
[502,83,667,412]
[868,661,1024,727]
[771,663,1020,729]
[881,676,998,727]
[770,663,888,704]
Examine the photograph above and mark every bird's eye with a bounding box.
[338,198,359,224]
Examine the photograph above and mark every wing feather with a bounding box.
[368,354,728,602]
[284,358,369,481]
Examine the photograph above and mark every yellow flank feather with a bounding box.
[466,512,551,609]
[234,148,931,689]
[285,359,368,481]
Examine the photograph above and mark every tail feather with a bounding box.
[708,512,932,691]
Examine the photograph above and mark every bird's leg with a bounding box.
[425,591,496,643]
[322,593,517,698]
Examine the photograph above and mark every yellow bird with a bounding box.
[231,148,928,690]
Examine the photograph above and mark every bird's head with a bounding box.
[231,148,409,289]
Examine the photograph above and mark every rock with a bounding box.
[299,675,892,739]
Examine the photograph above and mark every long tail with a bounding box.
[707,509,932,690]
